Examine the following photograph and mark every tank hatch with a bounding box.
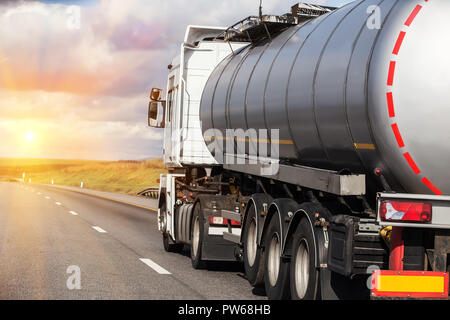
[218,3,336,43]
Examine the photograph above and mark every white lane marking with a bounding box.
[45,196,51,200]
[139,258,172,275]
[92,226,107,233]
[37,192,42,195]
[69,211,79,216]
[55,202,62,206]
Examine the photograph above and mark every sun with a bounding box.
[25,131,35,142]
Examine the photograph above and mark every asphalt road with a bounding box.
[0,182,264,300]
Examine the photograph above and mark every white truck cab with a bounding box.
[148,25,249,240]
[163,25,248,167]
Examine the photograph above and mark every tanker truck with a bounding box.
[147,0,450,300]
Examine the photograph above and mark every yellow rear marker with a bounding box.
[378,275,445,293]
[372,271,449,298]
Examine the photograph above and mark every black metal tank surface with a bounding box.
[200,0,450,196]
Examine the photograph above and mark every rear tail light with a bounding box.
[380,200,432,223]
[209,216,226,225]
[231,220,241,226]
[209,216,241,226]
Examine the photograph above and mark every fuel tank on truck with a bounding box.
[199,0,450,196]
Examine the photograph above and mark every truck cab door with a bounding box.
[164,76,178,165]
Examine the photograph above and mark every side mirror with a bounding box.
[148,100,165,128]
[150,88,163,101]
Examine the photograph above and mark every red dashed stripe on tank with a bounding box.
[385,0,442,195]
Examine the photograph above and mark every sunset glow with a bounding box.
[25,132,35,143]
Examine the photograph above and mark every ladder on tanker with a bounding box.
[216,3,336,43]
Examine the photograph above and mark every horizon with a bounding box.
[0,156,162,162]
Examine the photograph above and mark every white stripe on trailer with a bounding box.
[208,227,241,236]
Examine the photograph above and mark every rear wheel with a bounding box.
[243,203,265,287]
[161,201,183,253]
[190,204,206,269]
[263,216,290,300]
[290,217,319,300]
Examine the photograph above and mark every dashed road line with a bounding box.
[139,258,171,275]
[69,211,79,216]
[92,226,107,233]
[45,196,51,200]
[55,202,62,206]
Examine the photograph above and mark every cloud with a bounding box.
[0,0,352,160]
[0,0,351,95]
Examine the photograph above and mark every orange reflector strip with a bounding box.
[372,271,449,298]
[354,143,376,150]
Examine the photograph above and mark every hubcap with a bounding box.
[268,233,281,287]
[246,218,257,267]
[294,239,310,299]
[192,216,200,257]
[160,213,167,233]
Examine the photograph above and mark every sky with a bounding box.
[0,0,353,160]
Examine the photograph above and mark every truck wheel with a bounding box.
[290,217,319,300]
[190,204,206,269]
[243,203,264,287]
[264,216,290,300]
[161,201,183,253]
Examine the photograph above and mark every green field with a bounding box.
[0,158,166,195]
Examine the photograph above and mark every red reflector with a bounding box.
[380,200,432,223]
[231,220,241,226]
[209,216,241,226]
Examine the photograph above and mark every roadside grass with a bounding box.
[0,158,166,195]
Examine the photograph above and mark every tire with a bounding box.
[263,216,290,300]
[243,203,265,287]
[190,204,206,269]
[290,217,319,300]
[161,201,183,253]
